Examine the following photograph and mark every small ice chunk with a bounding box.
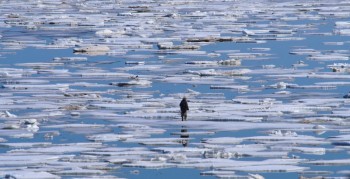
[110,80,152,87]
[262,64,276,69]
[0,142,51,148]
[249,173,265,179]
[200,170,235,177]
[217,59,241,66]
[185,61,217,65]
[2,124,20,130]
[210,85,249,90]
[292,60,308,68]
[23,119,37,125]
[53,57,87,62]
[308,55,349,61]
[157,42,200,50]
[70,112,80,116]
[125,61,145,65]
[0,171,60,179]
[268,130,297,137]
[0,111,17,118]
[202,137,243,144]
[313,125,327,135]
[123,161,176,169]
[52,167,106,175]
[73,45,110,55]
[95,29,114,37]
[87,133,134,142]
[307,159,350,166]
[250,48,270,51]
[185,69,219,76]
[0,72,22,78]
[233,165,308,172]
[335,21,350,28]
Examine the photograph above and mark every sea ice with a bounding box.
[0,171,60,179]
[87,134,134,142]
[1,0,350,178]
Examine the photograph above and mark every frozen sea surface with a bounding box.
[1,0,350,179]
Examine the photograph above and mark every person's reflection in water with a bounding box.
[180,126,189,147]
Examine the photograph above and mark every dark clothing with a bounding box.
[180,98,189,121]
[181,111,187,121]
[180,99,189,112]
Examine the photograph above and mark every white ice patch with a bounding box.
[87,134,134,142]
[0,171,60,179]
[1,1,350,178]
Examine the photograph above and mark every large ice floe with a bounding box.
[1,0,350,179]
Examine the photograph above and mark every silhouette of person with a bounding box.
[179,97,189,121]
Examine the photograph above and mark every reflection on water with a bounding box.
[1,1,350,179]
[180,126,189,147]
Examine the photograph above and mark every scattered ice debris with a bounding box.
[185,69,219,76]
[308,54,349,61]
[210,85,249,91]
[328,63,350,72]
[64,92,101,99]
[200,170,236,177]
[130,170,140,175]
[262,64,276,69]
[123,160,177,169]
[0,71,23,78]
[270,146,326,155]
[292,60,308,68]
[232,165,308,173]
[2,84,69,90]
[0,138,7,142]
[1,0,350,179]
[250,48,270,52]
[87,134,134,142]
[289,48,320,56]
[70,112,80,117]
[110,80,152,87]
[2,124,20,130]
[95,29,124,38]
[0,111,17,118]
[185,69,250,77]
[73,45,110,55]
[0,171,60,179]
[268,130,298,137]
[185,59,241,66]
[202,137,243,145]
[52,167,106,176]
[248,173,265,179]
[53,57,88,62]
[323,42,344,46]
[312,125,327,135]
[126,137,193,146]
[125,61,145,65]
[157,42,200,50]
[267,82,288,89]
[307,159,350,166]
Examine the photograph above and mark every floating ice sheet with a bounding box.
[87,134,134,142]
[1,0,350,179]
[232,165,309,173]
[0,171,60,179]
[307,159,350,166]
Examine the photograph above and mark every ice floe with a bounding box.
[1,0,350,178]
[0,171,60,179]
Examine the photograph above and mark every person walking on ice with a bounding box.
[179,97,189,121]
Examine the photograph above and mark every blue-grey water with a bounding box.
[1,1,350,179]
